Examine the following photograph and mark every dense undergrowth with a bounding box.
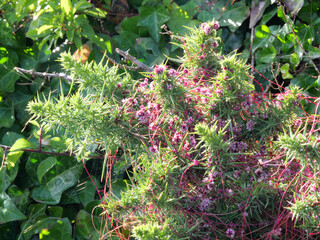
[25,20,320,239]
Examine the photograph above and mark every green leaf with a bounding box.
[0,66,19,92]
[77,177,100,207]
[60,0,72,15]
[41,218,73,240]
[252,25,271,53]
[47,206,63,218]
[37,25,54,35]
[1,132,24,146]
[219,1,250,32]
[23,216,72,240]
[10,138,32,152]
[7,185,29,212]
[37,157,57,183]
[256,45,277,64]
[290,52,300,66]
[137,6,171,43]
[73,0,91,13]
[75,210,102,239]
[249,0,271,28]
[283,0,304,16]
[197,0,228,22]
[0,102,15,128]
[280,63,293,79]
[0,192,27,224]
[0,167,6,193]
[110,180,129,199]
[166,2,199,34]
[307,46,320,59]
[32,163,83,204]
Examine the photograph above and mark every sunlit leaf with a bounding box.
[0,193,27,224]
[37,157,57,183]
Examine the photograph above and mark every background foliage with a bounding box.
[0,0,319,239]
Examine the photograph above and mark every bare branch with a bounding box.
[14,67,74,82]
[115,48,154,72]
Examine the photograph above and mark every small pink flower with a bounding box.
[226,228,235,239]
[246,120,256,131]
[154,65,165,74]
[168,69,178,77]
[117,82,121,88]
[212,42,219,48]
[149,145,158,153]
[212,21,220,30]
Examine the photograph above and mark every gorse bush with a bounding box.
[27,20,320,239]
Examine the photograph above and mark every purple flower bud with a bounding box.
[212,21,219,30]
[154,65,165,74]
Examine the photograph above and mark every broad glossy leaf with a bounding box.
[283,0,304,16]
[77,176,100,207]
[220,1,250,32]
[32,163,83,204]
[37,157,57,182]
[6,138,32,169]
[0,167,6,193]
[23,216,72,240]
[121,16,148,35]
[47,206,63,218]
[136,38,161,56]
[197,0,228,22]
[1,132,24,146]
[7,185,29,212]
[7,86,33,111]
[252,25,271,53]
[61,0,72,15]
[137,6,171,43]
[255,46,277,64]
[75,210,102,239]
[250,0,271,28]
[41,218,73,240]
[280,63,293,79]
[290,52,300,66]
[0,192,27,224]
[10,138,32,152]
[110,180,129,199]
[0,66,19,92]
[166,1,199,35]
[37,25,54,35]
[307,46,320,59]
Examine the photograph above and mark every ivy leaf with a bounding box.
[75,210,102,239]
[280,63,293,79]
[7,138,33,169]
[77,176,100,207]
[166,1,199,35]
[219,1,250,32]
[37,157,57,183]
[7,185,29,212]
[252,25,271,53]
[23,217,72,240]
[250,0,271,28]
[41,218,73,240]
[283,0,304,16]
[0,101,14,129]
[0,192,27,224]
[137,6,171,43]
[0,66,19,92]
[32,164,83,204]
[1,132,24,146]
